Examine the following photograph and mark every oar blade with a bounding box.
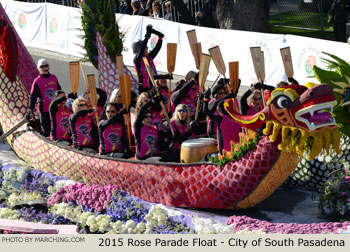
[261,51,266,82]
[194,42,202,69]
[69,61,79,94]
[167,43,177,74]
[229,61,239,93]
[186,29,198,58]
[209,46,226,76]
[120,75,131,110]
[87,74,98,109]
[280,47,294,78]
[250,47,264,82]
[116,54,124,78]
[198,53,211,91]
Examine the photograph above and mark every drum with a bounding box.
[180,138,217,163]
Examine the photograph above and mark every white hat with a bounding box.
[37,58,49,69]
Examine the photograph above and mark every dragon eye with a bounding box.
[276,96,291,108]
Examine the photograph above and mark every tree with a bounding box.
[215,0,271,32]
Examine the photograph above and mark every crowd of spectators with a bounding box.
[116,0,218,28]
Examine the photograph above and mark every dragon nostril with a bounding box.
[310,91,314,96]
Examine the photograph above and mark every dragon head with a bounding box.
[224,83,341,160]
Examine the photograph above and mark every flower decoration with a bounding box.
[209,131,261,167]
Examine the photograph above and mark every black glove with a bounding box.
[25,109,35,121]
[189,120,197,131]
[197,92,203,100]
[120,108,128,115]
[288,77,299,85]
[153,95,164,104]
[67,92,77,100]
[204,88,211,100]
[146,24,153,38]
[154,74,172,80]
[253,82,264,90]
[152,28,164,38]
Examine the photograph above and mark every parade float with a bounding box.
[284,52,350,191]
[0,0,342,211]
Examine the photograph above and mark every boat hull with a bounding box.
[7,127,299,209]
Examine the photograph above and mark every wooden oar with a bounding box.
[120,75,132,149]
[142,57,174,136]
[87,74,99,124]
[229,61,247,135]
[186,30,201,69]
[116,55,124,79]
[187,29,198,63]
[167,43,177,111]
[195,53,211,121]
[209,46,231,92]
[280,47,294,78]
[250,47,266,107]
[209,74,221,89]
[79,62,89,90]
[69,61,79,95]
[229,61,240,112]
[0,118,28,142]
[194,42,202,70]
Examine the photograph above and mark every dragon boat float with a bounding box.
[284,53,350,191]
[0,2,343,210]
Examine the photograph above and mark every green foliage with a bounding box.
[81,0,124,69]
[313,53,350,137]
[208,133,261,167]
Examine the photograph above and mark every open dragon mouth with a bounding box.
[295,101,337,131]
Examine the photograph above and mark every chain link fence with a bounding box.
[270,0,334,31]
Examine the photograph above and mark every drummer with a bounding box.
[165,104,195,162]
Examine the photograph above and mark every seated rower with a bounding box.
[207,80,228,138]
[49,90,73,145]
[130,92,152,136]
[240,82,274,116]
[134,97,165,161]
[109,89,124,111]
[83,87,107,118]
[70,98,99,153]
[170,71,198,118]
[149,74,173,114]
[203,88,241,154]
[98,102,129,158]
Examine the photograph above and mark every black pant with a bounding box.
[39,112,51,137]
[334,22,347,42]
